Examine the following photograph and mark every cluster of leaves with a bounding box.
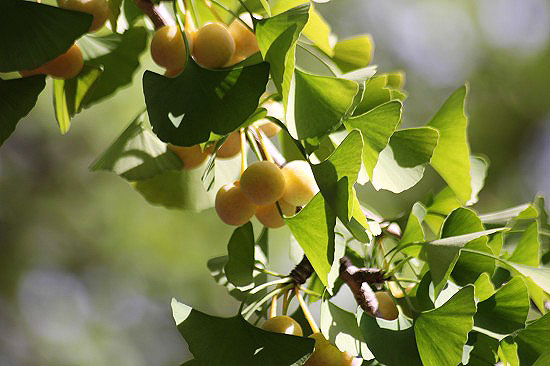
[2,0,550,365]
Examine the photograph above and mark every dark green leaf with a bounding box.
[225,223,256,287]
[0,76,46,146]
[171,299,314,365]
[466,331,499,366]
[143,59,269,146]
[515,313,550,365]
[0,0,92,72]
[414,286,476,366]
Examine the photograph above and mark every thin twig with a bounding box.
[134,0,169,29]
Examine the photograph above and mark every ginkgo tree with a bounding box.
[2,0,550,365]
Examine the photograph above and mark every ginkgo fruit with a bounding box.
[256,120,281,137]
[151,25,191,72]
[261,316,303,336]
[305,333,354,366]
[168,144,209,170]
[215,182,256,226]
[23,44,84,79]
[255,200,295,228]
[216,131,241,158]
[281,160,318,207]
[374,291,399,320]
[229,13,259,58]
[192,22,235,69]
[58,0,109,32]
[240,161,286,205]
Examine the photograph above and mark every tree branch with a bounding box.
[134,0,169,29]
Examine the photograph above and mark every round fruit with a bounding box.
[261,316,303,336]
[151,25,191,71]
[40,44,84,80]
[256,120,281,137]
[215,182,256,226]
[255,200,295,228]
[223,53,246,67]
[305,333,354,366]
[240,161,286,205]
[168,144,209,170]
[374,291,399,320]
[59,0,109,32]
[216,131,241,158]
[229,14,259,58]
[164,68,183,78]
[192,22,235,69]
[281,160,318,206]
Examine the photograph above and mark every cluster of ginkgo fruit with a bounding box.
[151,12,258,76]
[20,0,110,79]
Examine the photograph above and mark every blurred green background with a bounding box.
[1,0,549,364]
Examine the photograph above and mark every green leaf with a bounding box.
[400,202,427,257]
[256,4,309,108]
[370,127,439,193]
[272,0,333,56]
[107,0,123,30]
[285,192,336,289]
[514,313,550,365]
[79,27,148,107]
[444,208,496,286]
[428,85,471,203]
[533,352,550,366]
[0,76,46,146]
[466,331,499,366]
[332,35,374,73]
[498,338,519,366]
[479,203,538,225]
[320,301,370,358]
[287,69,358,139]
[352,75,394,116]
[467,156,489,205]
[421,226,507,299]
[474,277,529,336]
[0,0,92,72]
[225,223,256,287]
[171,299,314,365]
[90,112,182,180]
[414,286,476,366]
[473,273,495,302]
[53,64,102,134]
[424,187,461,235]
[508,222,540,266]
[504,262,550,295]
[359,313,422,365]
[344,101,402,178]
[143,59,269,146]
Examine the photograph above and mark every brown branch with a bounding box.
[288,255,390,317]
[134,0,169,29]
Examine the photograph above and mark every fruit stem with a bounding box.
[253,265,286,278]
[202,0,224,23]
[242,284,292,320]
[269,290,278,319]
[208,0,255,33]
[253,126,273,163]
[282,289,292,316]
[245,128,264,161]
[240,128,247,174]
[295,286,319,334]
[134,0,169,29]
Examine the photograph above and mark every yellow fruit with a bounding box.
[240,161,286,205]
[261,316,303,336]
[305,333,354,366]
[216,131,241,158]
[151,25,191,72]
[281,160,318,206]
[374,291,399,320]
[168,144,209,170]
[229,14,259,58]
[223,53,246,67]
[59,0,109,32]
[193,22,235,69]
[215,182,256,226]
[255,200,295,228]
[40,44,84,80]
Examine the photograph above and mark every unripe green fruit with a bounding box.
[151,25,191,72]
[261,315,303,336]
[215,182,256,226]
[31,44,83,80]
[255,200,295,228]
[216,131,241,158]
[193,22,235,69]
[240,161,286,205]
[229,14,259,58]
[168,144,209,170]
[374,291,399,320]
[281,160,318,206]
[305,333,354,366]
[59,0,109,32]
